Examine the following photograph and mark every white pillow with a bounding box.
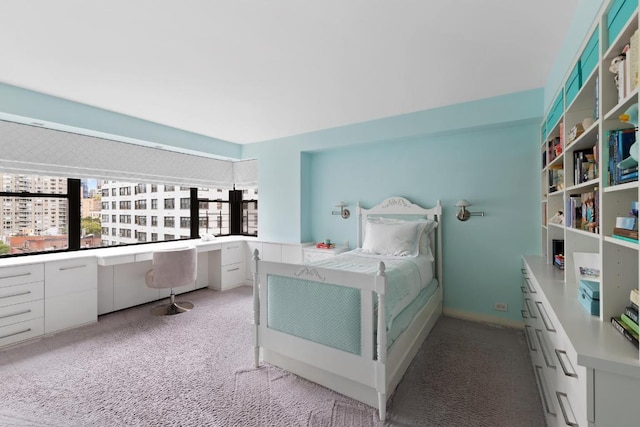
[361,218,428,257]
[364,217,437,259]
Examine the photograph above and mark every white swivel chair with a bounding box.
[145,246,197,316]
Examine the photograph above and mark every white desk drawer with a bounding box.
[0,281,44,308]
[0,263,44,288]
[222,244,244,266]
[0,317,44,348]
[221,262,245,287]
[45,289,97,334]
[0,299,44,328]
[45,258,97,298]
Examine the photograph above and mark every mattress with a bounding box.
[266,251,435,355]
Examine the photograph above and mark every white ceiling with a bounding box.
[0,0,579,145]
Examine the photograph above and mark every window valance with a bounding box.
[0,119,256,189]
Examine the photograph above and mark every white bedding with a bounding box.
[309,250,433,330]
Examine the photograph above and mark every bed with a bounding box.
[251,197,443,420]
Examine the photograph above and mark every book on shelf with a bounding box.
[580,190,598,233]
[631,29,639,91]
[611,316,639,348]
[631,288,640,307]
[613,228,639,239]
[608,129,637,186]
[611,234,638,244]
[573,149,597,185]
[621,313,639,334]
[624,305,639,325]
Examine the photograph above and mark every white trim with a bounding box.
[443,307,524,330]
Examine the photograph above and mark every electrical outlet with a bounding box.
[494,302,508,312]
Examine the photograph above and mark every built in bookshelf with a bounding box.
[530,0,640,425]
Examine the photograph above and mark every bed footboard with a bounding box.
[251,248,389,420]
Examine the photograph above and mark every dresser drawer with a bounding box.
[45,258,98,298]
[0,317,44,348]
[221,243,244,266]
[0,281,44,308]
[0,299,44,328]
[0,263,44,288]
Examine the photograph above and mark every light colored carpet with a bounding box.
[0,286,544,426]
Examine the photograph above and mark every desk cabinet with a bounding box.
[45,257,97,334]
[210,243,245,291]
[0,263,45,347]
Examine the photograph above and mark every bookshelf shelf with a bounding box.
[532,1,640,425]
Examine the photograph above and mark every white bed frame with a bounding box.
[251,197,443,420]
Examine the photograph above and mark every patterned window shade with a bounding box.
[232,158,258,189]
[0,119,256,189]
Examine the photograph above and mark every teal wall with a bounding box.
[243,89,544,322]
[0,82,241,159]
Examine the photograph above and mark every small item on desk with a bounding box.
[316,240,336,249]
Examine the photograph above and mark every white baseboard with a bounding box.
[443,307,524,330]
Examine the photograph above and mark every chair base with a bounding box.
[150,301,194,316]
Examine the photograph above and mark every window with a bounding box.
[150,184,157,192]
[165,185,175,191]
[1,172,258,257]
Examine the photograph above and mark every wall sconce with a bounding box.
[455,199,484,221]
[332,201,350,219]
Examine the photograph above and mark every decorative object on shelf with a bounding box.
[454,200,484,221]
[578,279,600,316]
[548,211,564,225]
[569,123,585,142]
[332,201,350,219]
[573,252,600,282]
[617,103,638,171]
[609,54,626,100]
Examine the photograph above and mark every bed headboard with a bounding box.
[356,196,443,283]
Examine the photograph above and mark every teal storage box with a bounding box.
[607,0,636,46]
[565,62,582,107]
[580,28,599,80]
[578,279,600,316]
[546,92,564,131]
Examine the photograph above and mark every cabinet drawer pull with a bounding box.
[0,290,31,300]
[58,264,87,271]
[520,268,527,275]
[534,366,556,416]
[0,327,31,340]
[520,286,527,294]
[535,301,556,332]
[556,392,578,426]
[225,245,240,250]
[0,272,31,280]
[525,325,537,351]
[521,309,528,319]
[0,309,31,320]
[555,350,578,378]
[524,299,536,318]
[535,329,556,369]
[227,267,240,272]
[524,277,536,293]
